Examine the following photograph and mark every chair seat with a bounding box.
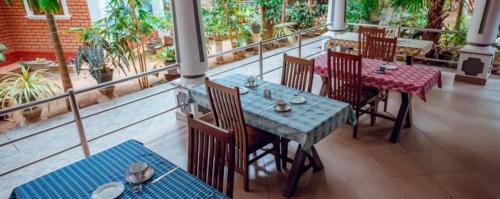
[246,125,279,153]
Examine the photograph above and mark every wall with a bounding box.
[0,0,92,67]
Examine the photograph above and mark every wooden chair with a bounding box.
[327,50,379,138]
[280,54,315,169]
[358,26,386,59]
[281,54,315,92]
[204,78,281,192]
[187,114,235,198]
[365,34,398,112]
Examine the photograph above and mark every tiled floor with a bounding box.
[1,38,500,198]
[148,72,500,199]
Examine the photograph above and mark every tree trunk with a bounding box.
[423,0,448,45]
[46,13,73,92]
[281,0,287,23]
[261,5,274,39]
[454,0,464,31]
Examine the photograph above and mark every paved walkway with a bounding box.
[0,36,326,196]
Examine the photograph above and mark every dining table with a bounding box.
[189,74,357,197]
[313,53,442,143]
[326,32,434,59]
[10,140,229,199]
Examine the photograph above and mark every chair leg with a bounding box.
[383,91,389,112]
[273,140,282,172]
[244,165,250,192]
[370,101,377,126]
[353,109,360,138]
[281,139,289,170]
[353,123,359,138]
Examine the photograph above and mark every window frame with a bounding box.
[23,0,71,20]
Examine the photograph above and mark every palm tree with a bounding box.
[3,0,73,93]
[391,0,448,44]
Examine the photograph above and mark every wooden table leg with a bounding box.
[308,146,324,172]
[390,93,410,143]
[404,95,413,128]
[283,145,307,197]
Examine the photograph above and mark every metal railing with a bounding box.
[2,21,481,178]
[0,24,330,178]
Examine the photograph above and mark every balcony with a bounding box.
[1,32,500,198]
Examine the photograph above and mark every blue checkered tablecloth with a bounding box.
[189,74,356,151]
[10,140,228,199]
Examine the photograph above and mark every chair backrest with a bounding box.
[204,77,248,173]
[358,26,386,58]
[365,35,398,62]
[327,50,362,106]
[281,54,315,92]
[187,114,235,198]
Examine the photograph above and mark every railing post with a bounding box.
[258,41,264,80]
[298,30,302,58]
[68,89,90,158]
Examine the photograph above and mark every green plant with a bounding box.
[0,64,61,107]
[74,44,111,83]
[203,6,229,38]
[273,25,296,45]
[156,47,176,62]
[0,43,6,62]
[287,2,317,29]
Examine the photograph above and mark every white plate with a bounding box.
[126,167,155,183]
[92,182,124,199]
[290,96,306,104]
[239,87,249,95]
[384,64,398,70]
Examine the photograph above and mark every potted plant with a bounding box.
[0,43,6,62]
[0,92,9,121]
[156,47,178,76]
[75,44,116,98]
[204,7,228,64]
[0,64,61,122]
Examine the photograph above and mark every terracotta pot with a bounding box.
[99,85,115,99]
[22,106,42,122]
[251,24,261,35]
[163,36,174,46]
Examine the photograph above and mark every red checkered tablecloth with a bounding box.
[314,53,442,102]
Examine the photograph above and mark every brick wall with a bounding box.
[0,0,91,67]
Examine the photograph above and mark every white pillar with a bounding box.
[172,0,208,120]
[323,0,346,38]
[172,0,208,86]
[455,0,500,85]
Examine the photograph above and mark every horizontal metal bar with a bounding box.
[209,58,261,77]
[0,94,69,116]
[0,119,75,147]
[75,64,179,94]
[87,104,182,143]
[208,43,259,58]
[347,23,466,34]
[0,143,82,178]
[81,85,179,119]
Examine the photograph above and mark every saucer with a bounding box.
[126,167,155,183]
[92,182,124,199]
[384,64,398,70]
[274,104,291,112]
[239,87,249,95]
[244,82,259,88]
[290,96,306,104]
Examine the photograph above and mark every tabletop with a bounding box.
[10,140,228,199]
[189,74,356,152]
[328,32,434,56]
[314,53,442,102]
